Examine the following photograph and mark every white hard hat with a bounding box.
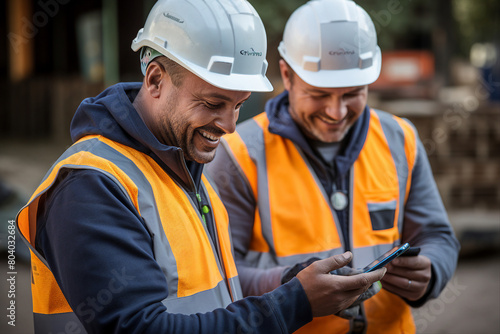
[131,0,273,92]
[278,0,382,88]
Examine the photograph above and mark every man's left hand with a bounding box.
[381,255,432,301]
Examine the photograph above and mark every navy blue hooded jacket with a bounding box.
[35,83,312,333]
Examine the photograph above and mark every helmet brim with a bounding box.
[282,47,382,88]
[132,40,273,93]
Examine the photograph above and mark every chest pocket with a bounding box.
[368,200,397,230]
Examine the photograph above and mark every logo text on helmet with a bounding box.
[240,48,262,57]
[163,12,184,24]
[329,48,356,56]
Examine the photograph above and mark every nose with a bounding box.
[324,97,348,120]
[215,107,239,135]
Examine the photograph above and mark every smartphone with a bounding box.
[399,246,421,257]
[362,243,410,273]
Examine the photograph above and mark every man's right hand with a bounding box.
[296,252,386,317]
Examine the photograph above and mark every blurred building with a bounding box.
[1,0,156,143]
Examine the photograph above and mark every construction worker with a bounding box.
[16,0,385,333]
[207,0,460,333]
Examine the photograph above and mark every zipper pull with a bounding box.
[196,193,208,226]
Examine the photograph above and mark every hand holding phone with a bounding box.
[361,243,410,273]
[374,245,430,301]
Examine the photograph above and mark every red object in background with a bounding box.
[371,50,435,88]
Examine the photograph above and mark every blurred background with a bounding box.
[0,0,499,333]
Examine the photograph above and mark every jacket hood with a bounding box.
[265,90,369,180]
[70,82,202,189]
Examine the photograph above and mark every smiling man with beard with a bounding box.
[15,0,387,333]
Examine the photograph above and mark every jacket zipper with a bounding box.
[176,150,226,278]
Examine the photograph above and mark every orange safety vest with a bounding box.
[222,110,418,334]
[16,135,241,333]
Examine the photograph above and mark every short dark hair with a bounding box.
[154,56,186,87]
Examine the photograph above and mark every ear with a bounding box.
[144,62,167,98]
[279,59,292,91]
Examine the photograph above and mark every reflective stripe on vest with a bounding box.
[223,113,345,267]
[222,110,418,334]
[17,135,241,333]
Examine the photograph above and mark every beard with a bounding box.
[158,113,222,164]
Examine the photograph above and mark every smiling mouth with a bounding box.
[317,116,346,125]
[317,110,352,125]
[200,130,220,142]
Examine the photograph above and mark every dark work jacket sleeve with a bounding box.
[400,139,460,307]
[36,169,312,334]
